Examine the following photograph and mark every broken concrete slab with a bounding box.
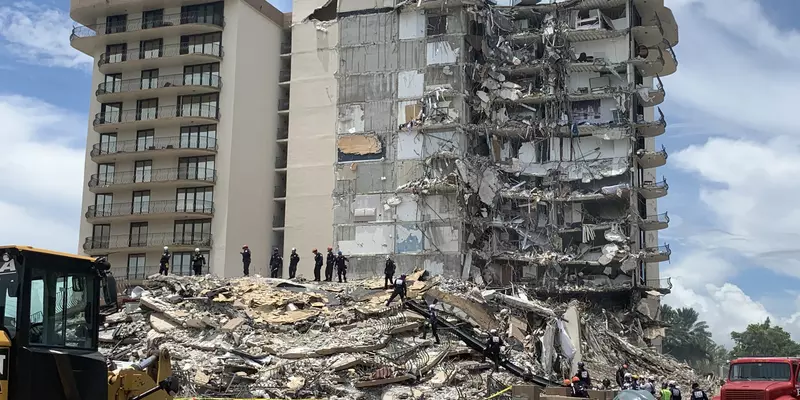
[149,313,178,333]
[221,317,246,332]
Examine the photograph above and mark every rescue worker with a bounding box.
[240,245,252,276]
[660,382,672,400]
[575,361,591,387]
[191,248,206,276]
[325,247,335,281]
[335,251,348,282]
[269,248,283,278]
[615,361,629,388]
[288,248,300,279]
[690,383,706,400]
[570,376,589,398]
[483,329,503,372]
[386,274,408,306]
[668,380,682,400]
[384,255,396,289]
[312,248,323,281]
[641,376,656,395]
[621,373,634,390]
[631,375,641,390]
[159,246,171,275]
[420,302,441,344]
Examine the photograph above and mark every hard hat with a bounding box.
[327,246,333,251]
[632,374,639,379]
[292,247,296,251]
[489,329,498,334]
[386,255,391,260]
[624,373,631,378]
[572,376,580,382]
[163,246,168,250]
[243,244,248,248]
[563,379,571,386]
[668,380,676,386]
[337,251,342,255]
[194,248,200,252]
[312,248,318,253]
[273,248,278,252]
[577,361,584,368]
[649,376,655,381]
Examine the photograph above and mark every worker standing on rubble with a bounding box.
[270,248,283,278]
[641,376,656,395]
[659,382,672,400]
[615,361,629,387]
[159,246,171,275]
[325,247,335,281]
[575,361,591,387]
[241,245,251,276]
[689,383,706,400]
[335,251,348,282]
[569,376,589,398]
[191,248,206,276]
[483,329,503,372]
[420,302,441,344]
[668,381,682,400]
[288,248,300,279]
[386,274,408,306]
[384,255,396,289]
[621,373,635,390]
[312,249,323,281]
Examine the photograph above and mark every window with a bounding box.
[105,14,127,34]
[94,194,113,217]
[730,363,791,382]
[140,39,163,60]
[171,251,210,276]
[97,163,115,185]
[1,282,18,339]
[100,103,122,124]
[136,130,155,151]
[142,9,164,29]
[180,125,217,150]
[180,33,221,56]
[105,43,127,64]
[129,222,148,247]
[29,271,96,349]
[132,191,151,215]
[102,74,122,94]
[426,15,446,36]
[183,63,220,87]
[535,139,550,163]
[177,187,213,213]
[134,160,152,183]
[141,69,158,90]
[127,254,147,279]
[178,93,218,119]
[99,133,117,155]
[91,224,111,249]
[178,156,215,180]
[174,219,211,245]
[137,98,158,121]
[182,2,223,25]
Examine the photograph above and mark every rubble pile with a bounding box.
[102,273,715,398]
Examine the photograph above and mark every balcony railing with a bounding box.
[281,42,291,54]
[97,73,222,96]
[278,99,289,111]
[644,244,671,256]
[93,105,219,126]
[86,200,214,219]
[642,212,669,223]
[125,265,206,279]
[83,233,212,251]
[91,136,218,157]
[644,277,673,290]
[88,167,216,188]
[99,43,223,67]
[641,178,668,191]
[71,11,224,40]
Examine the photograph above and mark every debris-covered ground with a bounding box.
[103,271,717,399]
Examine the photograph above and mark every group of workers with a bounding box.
[559,361,709,398]
[157,246,207,276]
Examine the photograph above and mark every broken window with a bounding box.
[535,139,550,163]
[426,15,446,36]
[571,100,602,123]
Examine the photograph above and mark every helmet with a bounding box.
[577,361,584,368]
[312,248,318,253]
[648,376,655,381]
[327,246,333,251]
[668,380,676,386]
[194,248,200,252]
[163,246,168,250]
[572,376,580,383]
[273,248,278,252]
[292,247,296,252]
[386,255,391,260]
[489,329,498,335]
[562,379,571,386]
[624,373,631,378]
[337,251,342,255]
[242,245,248,248]
[632,375,639,380]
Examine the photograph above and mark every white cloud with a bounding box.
[0,2,91,69]
[0,95,85,253]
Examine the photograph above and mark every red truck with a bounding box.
[714,357,800,400]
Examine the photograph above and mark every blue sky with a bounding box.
[0,0,799,347]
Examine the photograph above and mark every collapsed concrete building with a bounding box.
[289,0,678,350]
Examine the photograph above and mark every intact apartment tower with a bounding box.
[70,0,293,279]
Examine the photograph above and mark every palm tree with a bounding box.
[662,304,714,366]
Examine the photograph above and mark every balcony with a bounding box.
[642,244,671,263]
[96,73,222,103]
[98,43,223,74]
[630,44,678,78]
[86,200,214,222]
[93,105,219,133]
[82,232,212,255]
[638,177,668,199]
[70,12,224,54]
[643,277,673,292]
[633,0,679,47]
[278,98,290,112]
[91,136,217,163]
[635,108,667,138]
[88,167,216,192]
[636,76,665,107]
[638,212,669,231]
[636,145,668,169]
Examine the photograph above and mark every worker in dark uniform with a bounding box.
[668,381,682,400]
[420,302,441,344]
[191,248,205,276]
[385,274,407,306]
[312,248,323,281]
[483,329,503,372]
[159,246,171,276]
[288,248,300,279]
[240,245,251,276]
[615,361,629,388]
[690,383,707,400]
[384,255,396,289]
[570,376,589,398]
[269,248,282,278]
[325,247,335,281]
[335,251,348,282]
[575,361,591,388]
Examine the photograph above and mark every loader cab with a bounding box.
[0,245,115,400]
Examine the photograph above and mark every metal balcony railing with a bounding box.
[71,11,224,40]
[641,177,668,191]
[641,212,670,223]
[93,104,219,126]
[91,136,218,157]
[98,43,223,67]
[644,244,671,256]
[97,73,222,96]
[279,70,291,82]
[86,200,214,219]
[278,99,289,111]
[88,167,216,188]
[281,42,291,54]
[644,277,673,290]
[83,233,212,251]
[125,265,204,279]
